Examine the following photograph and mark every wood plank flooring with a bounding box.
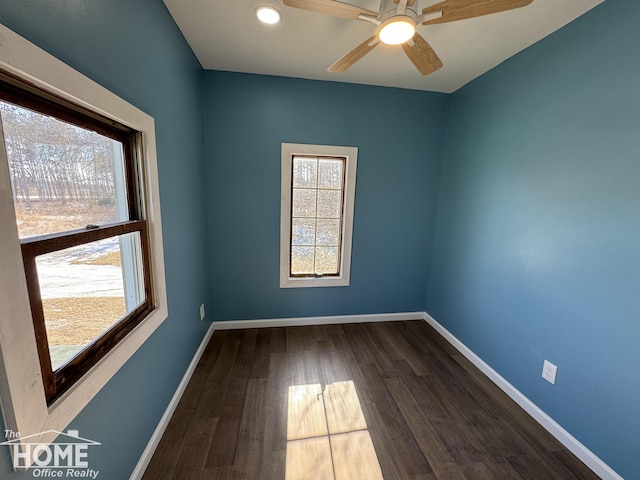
[142,320,598,480]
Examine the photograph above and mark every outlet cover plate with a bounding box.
[542,359,557,385]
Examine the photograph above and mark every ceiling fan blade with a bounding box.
[422,0,533,25]
[401,33,443,76]
[283,0,379,20]
[328,36,380,72]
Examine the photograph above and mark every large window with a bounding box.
[280,143,357,288]
[0,22,167,464]
[0,78,153,404]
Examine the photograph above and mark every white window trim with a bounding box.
[0,23,168,465]
[280,143,357,288]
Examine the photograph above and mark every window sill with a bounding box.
[280,275,350,288]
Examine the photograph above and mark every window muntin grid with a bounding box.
[290,155,346,277]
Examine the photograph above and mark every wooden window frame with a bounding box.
[280,143,358,289]
[21,222,154,404]
[0,78,155,405]
[0,22,168,468]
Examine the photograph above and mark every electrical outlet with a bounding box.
[200,304,205,321]
[542,360,557,385]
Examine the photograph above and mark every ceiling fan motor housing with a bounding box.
[379,2,419,23]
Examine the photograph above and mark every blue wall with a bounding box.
[0,0,210,478]
[204,71,449,320]
[427,1,640,478]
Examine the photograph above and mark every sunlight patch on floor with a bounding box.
[285,381,384,480]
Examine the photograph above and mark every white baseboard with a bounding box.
[129,323,216,480]
[212,311,424,330]
[131,312,621,480]
[421,312,622,480]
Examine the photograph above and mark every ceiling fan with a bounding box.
[282,0,534,76]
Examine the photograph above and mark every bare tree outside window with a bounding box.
[1,102,126,237]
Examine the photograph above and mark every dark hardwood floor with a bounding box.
[142,320,598,479]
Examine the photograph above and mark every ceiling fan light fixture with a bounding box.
[255,5,281,24]
[378,17,416,45]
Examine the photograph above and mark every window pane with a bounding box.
[293,157,317,188]
[316,218,340,246]
[292,188,317,218]
[291,246,315,275]
[35,232,145,370]
[315,247,339,275]
[292,218,316,246]
[318,159,343,189]
[317,190,342,219]
[289,155,346,278]
[0,101,129,239]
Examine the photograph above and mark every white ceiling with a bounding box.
[163,0,603,93]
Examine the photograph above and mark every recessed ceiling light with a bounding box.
[255,5,281,25]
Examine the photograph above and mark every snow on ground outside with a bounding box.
[36,239,124,298]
